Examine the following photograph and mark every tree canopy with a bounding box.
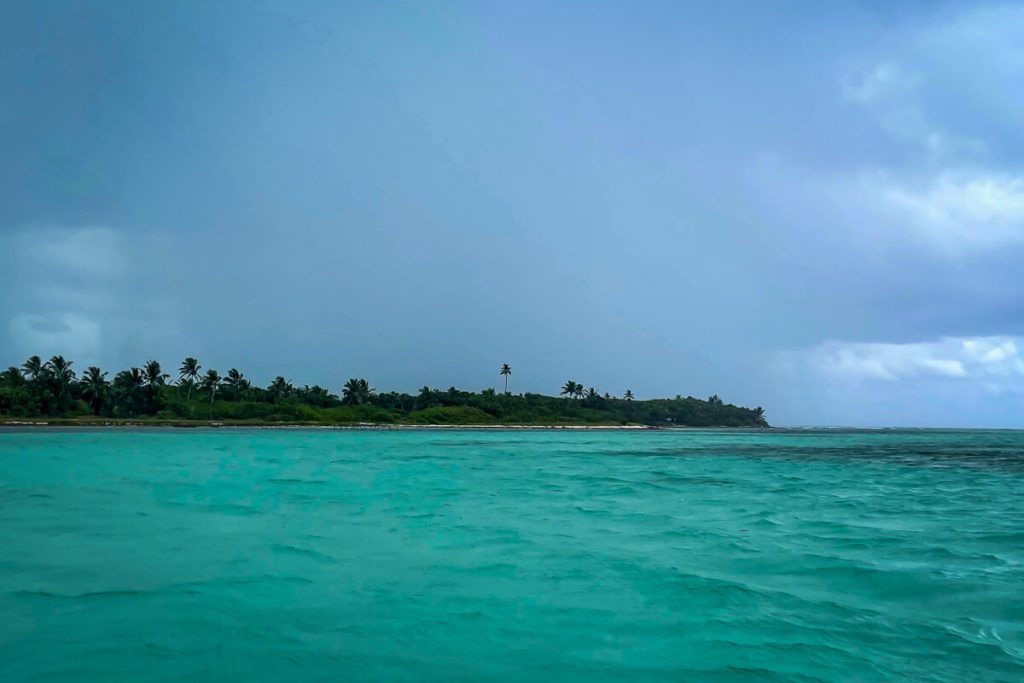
[0,355,768,427]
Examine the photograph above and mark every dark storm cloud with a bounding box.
[2,1,1023,425]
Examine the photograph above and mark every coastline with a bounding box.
[0,419,770,430]
[0,419,654,430]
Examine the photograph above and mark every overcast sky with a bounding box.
[2,1,1023,426]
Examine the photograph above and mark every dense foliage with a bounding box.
[0,356,768,427]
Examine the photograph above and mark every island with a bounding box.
[0,356,768,428]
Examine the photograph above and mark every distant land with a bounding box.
[0,356,768,428]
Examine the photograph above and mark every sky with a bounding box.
[2,1,1023,427]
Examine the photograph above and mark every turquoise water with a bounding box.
[1,429,1023,681]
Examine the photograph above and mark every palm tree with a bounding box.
[143,360,168,388]
[141,360,168,410]
[560,380,586,400]
[342,378,373,405]
[2,366,24,387]
[707,394,723,406]
[201,369,221,417]
[21,355,44,382]
[223,368,248,401]
[179,357,201,401]
[296,384,332,407]
[268,376,293,403]
[342,378,363,405]
[500,363,511,393]
[46,355,75,407]
[624,389,634,401]
[113,367,146,415]
[311,385,333,406]
[80,367,109,415]
[417,386,433,409]
[585,387,598,400]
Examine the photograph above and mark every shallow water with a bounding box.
[1,428,1023,681]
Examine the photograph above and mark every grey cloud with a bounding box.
[2,2,1024,425]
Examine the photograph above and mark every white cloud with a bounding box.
[844,61,985,160]
[834,5,1024,254]
[887,174,1024,237]
[846,171,1024,252]
[798,336,1024,387]
[918,358,967,378]
[842,62,966,157]
[844,62,908,106]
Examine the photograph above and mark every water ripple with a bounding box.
[0,428,1022,681]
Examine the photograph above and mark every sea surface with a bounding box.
[1,428,1023,682]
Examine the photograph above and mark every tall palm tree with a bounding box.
[500,363,511,393]
[179,357,201,401]
[624,389,634,401]
[21,355,44,382]
[585,387,598,400]
[201,369,221,417]
[46,355,75,407]
[80,367,109,415]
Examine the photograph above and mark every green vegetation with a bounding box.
[0,356,768,427]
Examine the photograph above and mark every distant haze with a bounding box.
[3,1,1024,427]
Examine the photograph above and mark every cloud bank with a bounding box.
[2,2,1023,425]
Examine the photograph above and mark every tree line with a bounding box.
[0,355,767,427]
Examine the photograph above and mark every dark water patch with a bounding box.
[267,477,328,485]
[9,588,152,600]
[649,471,739,486]
[201,502,261,515]
[269,544,335,562]
[217,574,316,586]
